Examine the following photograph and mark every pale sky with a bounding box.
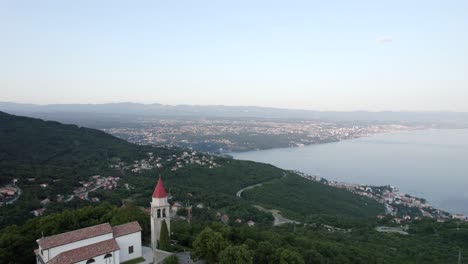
[1,0,468,111]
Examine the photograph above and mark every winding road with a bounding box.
[236,172,300,226]
[236,173,352,232]
[4,184,22,205]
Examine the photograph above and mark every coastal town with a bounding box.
[298,172,464,223]
[103,118,421,153]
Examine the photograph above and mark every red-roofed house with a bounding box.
[35,221,142,264]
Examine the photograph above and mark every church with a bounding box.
[35,177,172,264]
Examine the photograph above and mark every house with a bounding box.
[0,186,17,196]
[453,214,467,221]
[247,220,255,227]
[171,202,182,213]
[31,208,46,217]
[376,214,385,220]
[35,221,142,264]
[40,198,51,206]
[221,214,229,224]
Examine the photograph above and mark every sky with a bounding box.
[1,0,468,111]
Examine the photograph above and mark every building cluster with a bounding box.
[215,212,256,227]
[28,151,222,219]
[0,185,19,204]
[74,175,120,198]
[110,151,221,174]
[30,176,121,218]
[103,118,417,153]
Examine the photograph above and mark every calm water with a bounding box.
[232,129,468,215]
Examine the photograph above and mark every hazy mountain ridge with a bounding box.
[2,102,468,127]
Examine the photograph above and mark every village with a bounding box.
[22,150,222,218]
[110,151,221,173]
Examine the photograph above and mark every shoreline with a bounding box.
[229,128,468,221]
[292,170,459,223]
[225,127,466,155]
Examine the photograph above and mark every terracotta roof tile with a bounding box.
[48,239,119,264]
[38,223,113,249]
[112,221,142,237]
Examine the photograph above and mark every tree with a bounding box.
[274,248,304,264]
[254,241,275,263]
[160,220,170,251]
[193,227,229,263]
[219,244,253,264]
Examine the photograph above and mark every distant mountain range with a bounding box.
[1,102,468,128]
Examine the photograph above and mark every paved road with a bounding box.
[175,252,205,264]
[237,172,287,198]
[64,184,104,202]
[84,184,103,200]
[236,173,353,231]
[5,184,22,205]
[236,173,300,226]
[253,205,301,226]
[64,195,74,202]
[236,183,263,198]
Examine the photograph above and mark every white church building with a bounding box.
[35,221,142,264]
[35,176,173,264]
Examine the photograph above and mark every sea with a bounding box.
[231,129,468,215]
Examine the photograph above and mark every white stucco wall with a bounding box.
[74,249,120,264]
[115,232,142,263]
[41,233,113,262]
[152,197,168,206]
[151,200,170,251]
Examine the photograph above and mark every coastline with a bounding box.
[223,126,435,154]
[293,170,455,223]
[230,128,468,220]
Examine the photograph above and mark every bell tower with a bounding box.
[150,176,170,250]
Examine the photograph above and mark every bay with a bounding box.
[231,129,468,215]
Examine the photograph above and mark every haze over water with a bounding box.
[232,129,468,215]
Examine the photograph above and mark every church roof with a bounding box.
[38,223,113,250]
[112,221,142,237]
[152,176,167,198]
[47,238,119,264]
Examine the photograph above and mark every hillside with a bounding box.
[0,111,175,226]
[244,176,383,224]
[2,112,468,264]
[0,111,382,225]
[0,111,169,192]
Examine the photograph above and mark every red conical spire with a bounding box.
[152,176,167,198]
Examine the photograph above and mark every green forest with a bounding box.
[2,202,468,264]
